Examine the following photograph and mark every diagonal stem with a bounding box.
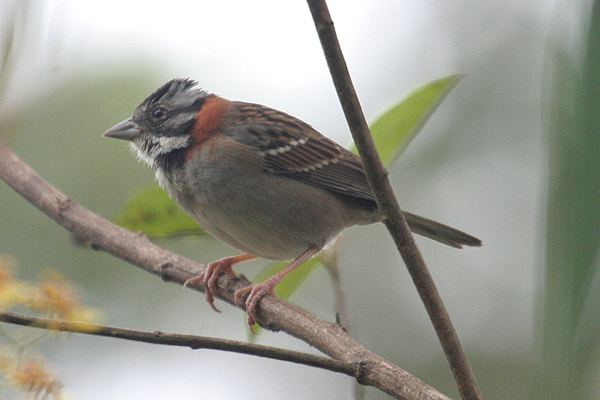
[305,1,482,399]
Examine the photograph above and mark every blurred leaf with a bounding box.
[538,2,600,399]
[351,74,463,165]
[115,186,205,238]
[252,256,323,300]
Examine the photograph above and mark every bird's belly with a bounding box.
[159,140,377,260]
[169,175,356,260]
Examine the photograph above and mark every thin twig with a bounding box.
[0,141,453,400]
[305,2,482,400]
[0,311,354,375]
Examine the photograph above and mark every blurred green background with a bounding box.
[1,0,598,399]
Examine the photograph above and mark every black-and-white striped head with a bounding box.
[104,78,209,169]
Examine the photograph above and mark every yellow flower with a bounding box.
[0,257,32,310]
[10,357,63,399]
[31,271,98,325]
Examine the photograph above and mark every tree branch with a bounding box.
[0,140,453,400]
[305,2,482,400]
[0,311,355,375]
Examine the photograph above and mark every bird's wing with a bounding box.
[226,101,376,204]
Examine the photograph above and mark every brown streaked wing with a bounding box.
[227,101,376,203]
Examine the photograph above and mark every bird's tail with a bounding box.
[403,211,482,248]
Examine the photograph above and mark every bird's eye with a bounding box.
[151,107,167,121]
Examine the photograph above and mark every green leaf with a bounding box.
[353,74,463,166]
[114,186,206,238]
[252,256,323,300]
[536,3,600,398]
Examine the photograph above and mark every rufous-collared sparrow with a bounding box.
[104,78,481,330]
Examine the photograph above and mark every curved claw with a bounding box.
[234,280,277,334]
[184,254,256,314]
[184,273,221,312]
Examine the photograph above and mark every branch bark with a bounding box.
[0,140,453,400]
[305,1,482,400]
[0,311,356,375]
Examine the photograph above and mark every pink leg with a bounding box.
[234,246,321,333]
[184,254,257,312]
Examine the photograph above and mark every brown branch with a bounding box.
[0,141,453,400]
[305,2,482,400]
[0,311,355,375]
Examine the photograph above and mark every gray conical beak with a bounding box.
[103,118,141,141]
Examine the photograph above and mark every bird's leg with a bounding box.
[234,246,321,333]
[184,253,257,312]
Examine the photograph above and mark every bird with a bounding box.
[104,78,481,331]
